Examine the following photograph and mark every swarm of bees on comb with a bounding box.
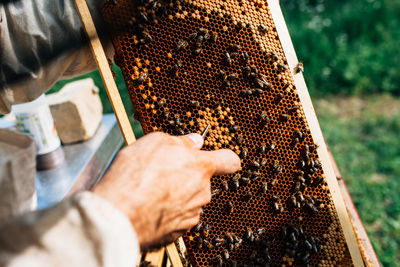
[102,0,355,266]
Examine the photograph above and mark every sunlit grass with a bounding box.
[315,95,400,266]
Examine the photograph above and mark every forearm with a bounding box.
[0,0,108,113]
[0,192,139,267]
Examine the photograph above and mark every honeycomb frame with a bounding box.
[101,0,363,265]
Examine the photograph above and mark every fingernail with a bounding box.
[186,133,204,148]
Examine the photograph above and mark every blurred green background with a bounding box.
[50,0,400,265]
[280,0,400,265]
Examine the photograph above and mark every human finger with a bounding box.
[148,230,187,250]
[177,213,201,230]
[201,149,241,176]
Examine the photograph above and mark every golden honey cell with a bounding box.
[102,0,354,266]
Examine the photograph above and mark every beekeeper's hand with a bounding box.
[93,132,240,249]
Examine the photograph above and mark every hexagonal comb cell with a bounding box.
[102,0,354,266]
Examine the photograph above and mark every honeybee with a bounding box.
[223,249,230,260]
[273,202,280,212]
[258,24,268,34]
[225,232,234,243]
[243,66,251,77]
[298,192,305,203]
[269,51,279,62]
[277,63,288,72]
[235,22,243,31]
[250,160,260,169]
[261,182,268,193]
[222,80,231,87]
[288,105,300,113]
[227,73,237,80]
[255,78,265,89]
[258,111,270,124]
[137,11,149,24]
[279,113,289,122]
[193,48,202,55]
[230,52,239,59]
[241,89,253,96]
[213,255,223,267]
[210,32,217,43]
[291,137,299,148]
[245,228,253,240]
[156,99,165,108]
[143,32,152,43]
[245,191,253,200]
[295,129,305,140]
[224,52,232,65]
[272,160,282,174]
[190,100,200,108]
[240,176,249,185]
[198,28,208,35]
[214,237,225,247]
[197,236,203,249]
[232,175,240,189]
[172,60,182,76]
[188,32,197,41]
[217,69,227,80]
[231,125,239,133]
[230,44,241,51]
[226,201,233,214]
[174,40,188,51]
[202,223,210,237]
[195,35,204,46]
[258,143,266,153]
[137,72,148,82]
[221,180,229,191]
[235,134,243,145]
[313,175,324,186]
[203,239,213,249]
[243,52,250,63]
[211,188,221,197]
[275,92,284,102]
[193,221,202,232]
[291,195,297,207]
[295,62,304,73]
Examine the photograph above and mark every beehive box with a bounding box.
[102,0,363,266]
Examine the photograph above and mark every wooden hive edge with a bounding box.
[267,0,364,265]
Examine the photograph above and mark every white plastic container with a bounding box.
[12,94,64,170]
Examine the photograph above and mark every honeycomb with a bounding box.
[102,0,355,266]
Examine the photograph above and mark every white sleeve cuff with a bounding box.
[74,191,141,267]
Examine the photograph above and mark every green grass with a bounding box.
[315,95,400,266]
[281,0,400,96]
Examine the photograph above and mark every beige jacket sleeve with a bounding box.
[0,0,111,114]
[0,192,140,267]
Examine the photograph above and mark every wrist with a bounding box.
[93,169,146,246]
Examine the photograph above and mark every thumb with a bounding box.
[178,133,204,150]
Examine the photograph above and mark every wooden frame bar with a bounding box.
[327,144,380,266]
[267,0,363,265]
[144,248,166,267]
[74,0,136,146]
